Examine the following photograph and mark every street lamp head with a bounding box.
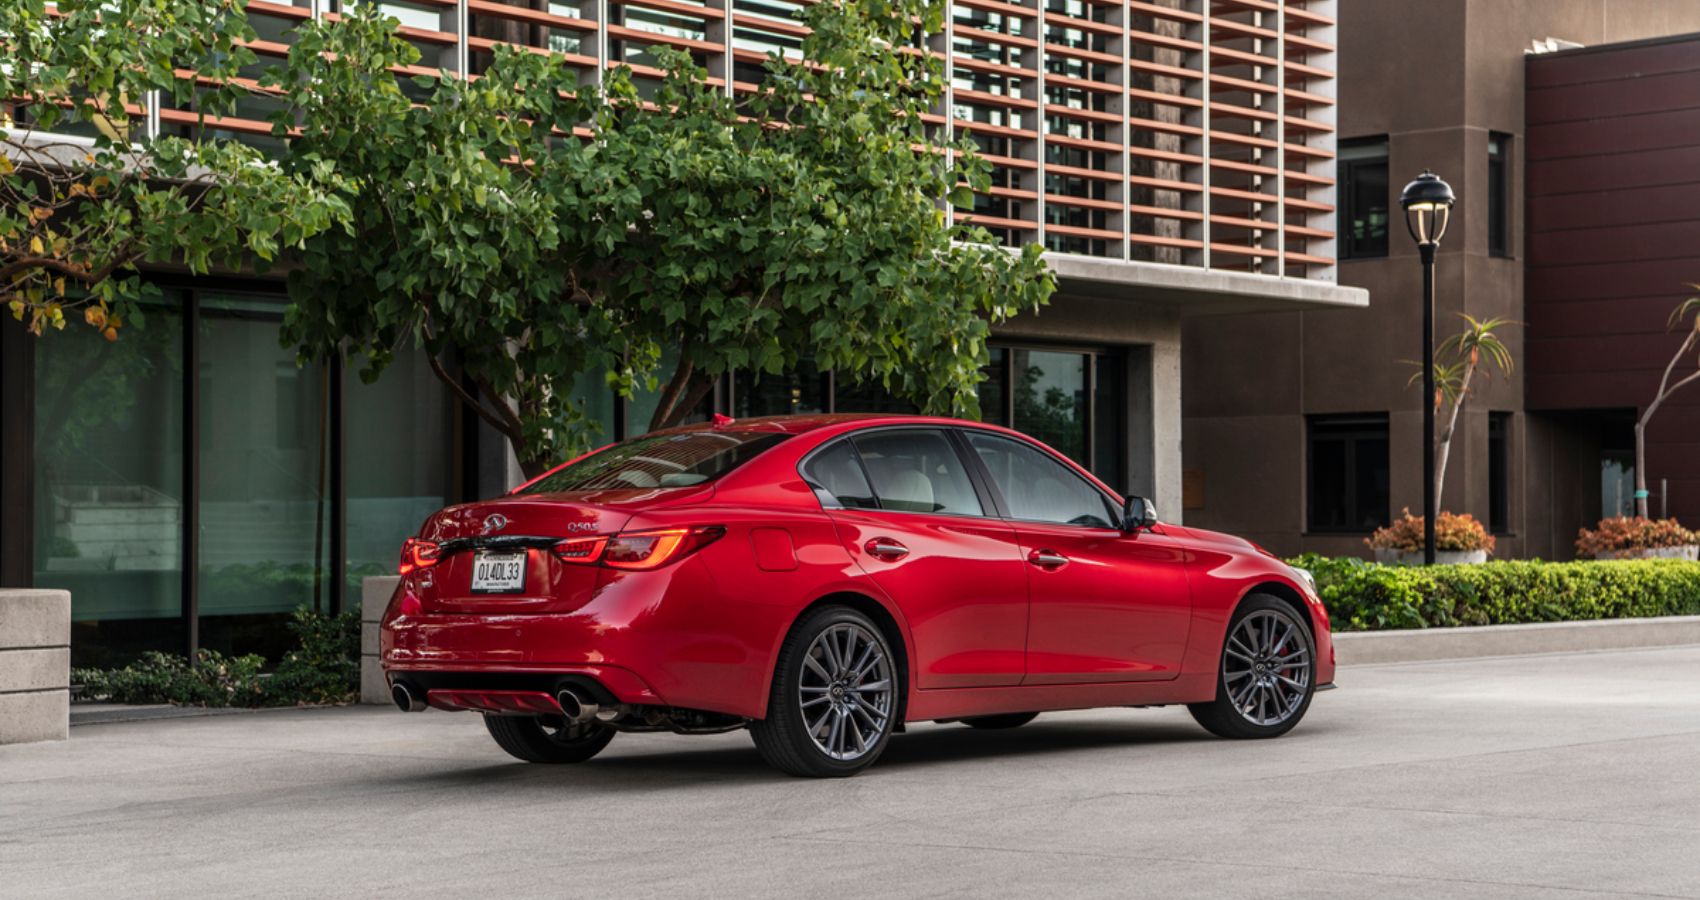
[1400,170,1455,246]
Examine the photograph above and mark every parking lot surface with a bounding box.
[3,646,1698,899]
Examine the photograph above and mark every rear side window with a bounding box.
[851,429,983,516]
[520,431,789,494]
[801,440,878,509]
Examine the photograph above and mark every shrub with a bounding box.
[1289,554,1700,631]
[1575,517,1699,558]
[1365,508,1495,555]
[73,606,360,708]
[73,650,266,707]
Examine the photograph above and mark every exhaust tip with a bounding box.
[556,688,597,724]
[392,683,421,712]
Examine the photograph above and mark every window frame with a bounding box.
[796,426,999,521]
[1305,413,1391,535]
[954,426,1125,531]
[1338,136,1391,261]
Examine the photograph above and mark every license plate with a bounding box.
[470,551,527,594]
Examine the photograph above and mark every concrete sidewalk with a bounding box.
[4,647,1699,899]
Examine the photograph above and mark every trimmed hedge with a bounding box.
[74,606,360,707]
[1288,554,1700,632]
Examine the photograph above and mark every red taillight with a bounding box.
[552,526,724,570]
[399,538,441,575]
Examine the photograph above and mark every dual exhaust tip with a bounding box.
[390,682,610,724]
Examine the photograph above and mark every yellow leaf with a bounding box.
[53,278,65,297]
[29,235,43,255]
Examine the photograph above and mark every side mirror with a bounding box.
[1122,495,1158,531]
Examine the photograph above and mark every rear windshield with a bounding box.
[518,431,790,494]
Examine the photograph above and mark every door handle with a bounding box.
[1028,549,1069,569]
[864,538,910,561]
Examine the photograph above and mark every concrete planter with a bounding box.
[1590,545,1700,561]
[0,589,71,744]
[360,576,401,705]
[1373,548,1489,566]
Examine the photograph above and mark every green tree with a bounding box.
[1,0,348,339]
[1408,314,1515,505]
[272,0,1054,478]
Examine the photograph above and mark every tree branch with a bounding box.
[423,348,520,443]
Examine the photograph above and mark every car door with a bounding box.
[801,428,1029,689]
[961,430,1192,684]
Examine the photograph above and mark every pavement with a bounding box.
[4,647,1699,900]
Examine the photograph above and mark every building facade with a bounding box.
[0,0,1361,667]
[1181,0,1700,560]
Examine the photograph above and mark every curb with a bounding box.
[1334,614,1700,666]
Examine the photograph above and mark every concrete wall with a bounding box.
[0,589,70,744]
[359,576,400,706]
[1181,0,1700,559]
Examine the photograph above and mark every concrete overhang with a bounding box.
[1042,252,1370,316]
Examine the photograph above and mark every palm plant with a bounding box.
[1408,315,1516,504]
[1634,292,1700,517]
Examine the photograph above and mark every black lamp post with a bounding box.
[1400,170,1455,566]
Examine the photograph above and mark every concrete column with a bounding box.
[0,589,70,744]
[360,576,401,705]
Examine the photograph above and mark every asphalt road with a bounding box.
[4,646,1699,899]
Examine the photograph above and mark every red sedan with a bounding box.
[381,415,1334,776]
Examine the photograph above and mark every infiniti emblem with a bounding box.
[481,514,510,534]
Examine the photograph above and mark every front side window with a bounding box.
[519,431,789,493]
[965,432,1118,528]
[850,429,983,516]
[1339,137,1390,260]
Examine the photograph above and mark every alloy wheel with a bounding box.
[798,622,893,761]
[1222,609,1311,727]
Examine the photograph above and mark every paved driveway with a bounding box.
[4,646,1698,899]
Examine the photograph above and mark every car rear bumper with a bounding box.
[379,565,787,719]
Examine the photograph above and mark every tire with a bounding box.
[1188,594,1316,740]
[483,713,615,764]
[749,606,899,777]
[960,712,1039,730]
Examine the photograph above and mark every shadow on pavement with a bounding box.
[377,716,1237,791]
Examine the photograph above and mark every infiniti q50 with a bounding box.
[381,415,1335,777]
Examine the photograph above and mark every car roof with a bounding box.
[649,413,980,437]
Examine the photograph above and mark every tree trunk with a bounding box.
[1637,332,1700,518]
[1434,362,1475,508]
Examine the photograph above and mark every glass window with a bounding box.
[833,376,920,415]
[1339,138,1389,260]
[1306,414,1390,533]
[197,294,331,661]
[345,345,450,610]
[34,294,185,668]
[851,429,982,516]
[520,430,788,493]
[799,440,877,510]
[1012,348,1088,464]
[1489,133,1510,258]
[1488,412,1510,534]
[734,359,829,418]
[1092,352,1124,490]
[965,431,1117,528]
[977,346,1008,427]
